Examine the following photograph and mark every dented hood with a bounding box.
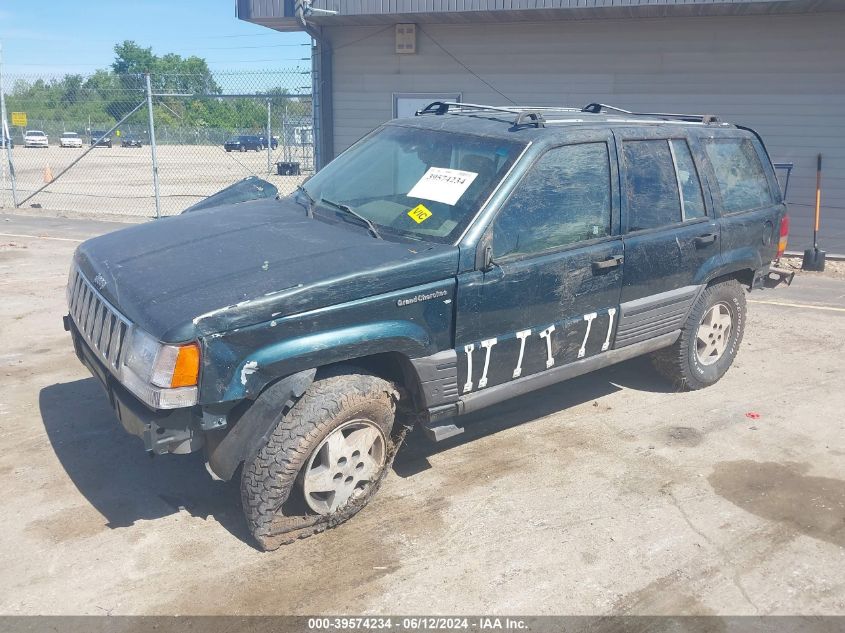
[73,198,459,342]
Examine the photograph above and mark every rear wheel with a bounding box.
[651,279,746,390]
[240,370,399,550]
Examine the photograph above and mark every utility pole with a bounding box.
[145,72,161,219]
[0,41,19,208]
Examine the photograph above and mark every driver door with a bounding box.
[455,134,624,394]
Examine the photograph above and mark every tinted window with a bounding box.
[704,138,774,213]
[493,142,611,259]
[670,139,707,220]
[623,140,682,231]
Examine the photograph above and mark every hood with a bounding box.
[73,198,459,342]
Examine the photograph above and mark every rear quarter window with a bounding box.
[703,138,774,213]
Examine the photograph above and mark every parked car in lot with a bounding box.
[224,135,263,152]
[258,135,279,150]
[121,135,143,148]
[59,132,83,148]
[24,130,49,148]
[0,135,12,149]
[90,131,112,148]
[64,101,792,550]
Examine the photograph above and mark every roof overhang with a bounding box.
[237,0,845,32]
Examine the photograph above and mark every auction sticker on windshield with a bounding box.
[407,204,433,224]
[408,167,478,205]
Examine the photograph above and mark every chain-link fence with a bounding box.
[0,69,313,218]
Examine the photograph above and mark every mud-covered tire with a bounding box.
[240,370,398,551]
[651,279,747,391]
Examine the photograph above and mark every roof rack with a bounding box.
[415,101,547,128]
[581,103,719,124]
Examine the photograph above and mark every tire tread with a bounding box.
[240,370,397,550]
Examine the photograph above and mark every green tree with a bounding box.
[5,42,310,143]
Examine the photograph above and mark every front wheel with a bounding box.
[651,279,746,390]
[241,370,399,550]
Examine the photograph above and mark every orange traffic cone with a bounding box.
[43,163,53,183]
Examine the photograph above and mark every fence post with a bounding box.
[266,99,272,175]
[145,72,162,219]
[281,103,288,163]
[0,42,19,208]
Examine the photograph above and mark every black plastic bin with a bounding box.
[276,161,301,176]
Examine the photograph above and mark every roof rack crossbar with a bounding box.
[416,101,522,117]
[581,103,719,124]
[513,111,545,128]
[416,101,547,128]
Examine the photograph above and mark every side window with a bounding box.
[703,138,775,213]
[622,140,681,231]
[670,139,707,220]
[493,143,611,259]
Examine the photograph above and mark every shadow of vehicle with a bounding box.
[394,355,673,477]
[40,356,671,543]
[39,378,250,544]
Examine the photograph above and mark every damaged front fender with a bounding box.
[204,319,435,404]
[205,368,316,481]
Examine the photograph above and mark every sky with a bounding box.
[0,0,312,78]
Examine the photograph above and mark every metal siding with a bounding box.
[309,0,834,15]
[240,0,844,22]
[329,12,845,253]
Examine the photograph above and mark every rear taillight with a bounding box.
[777,214,789,259]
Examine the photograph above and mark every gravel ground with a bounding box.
[779,255,845,280]
[0,213,843,616]
[0,144,310,219]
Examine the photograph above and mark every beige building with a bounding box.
[239,0,845,253]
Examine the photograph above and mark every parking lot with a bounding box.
[0,144,310,218]
[0,211,843,616]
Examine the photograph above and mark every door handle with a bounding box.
[592,255,624,272]
[694,233,718,247]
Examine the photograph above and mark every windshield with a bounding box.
[26,131,44,136]
[62,133,78,137]
[298,125,525,244]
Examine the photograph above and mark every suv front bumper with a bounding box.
[65,315,204,455]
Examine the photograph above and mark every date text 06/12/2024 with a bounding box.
[307,617,528,630]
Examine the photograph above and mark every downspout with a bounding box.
[298,3,334,171]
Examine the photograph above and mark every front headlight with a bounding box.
[122,327,201,409]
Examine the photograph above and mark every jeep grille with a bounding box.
[68,267,131,373]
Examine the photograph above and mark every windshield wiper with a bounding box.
[295,185,315,217]
[320,198,383,240]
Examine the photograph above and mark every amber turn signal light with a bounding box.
[170,343,200,388]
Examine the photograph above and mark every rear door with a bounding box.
[455,132,624,395]
[614,129,721,348]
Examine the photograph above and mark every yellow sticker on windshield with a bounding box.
[408,204,432,224]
